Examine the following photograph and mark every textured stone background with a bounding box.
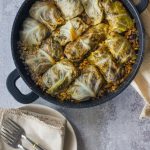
[0,0,150,150]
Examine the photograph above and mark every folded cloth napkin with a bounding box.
[0,109,66,150]
[131,0,150,118]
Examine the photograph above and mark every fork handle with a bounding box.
[26,137,45,150]
[18,144,29,150]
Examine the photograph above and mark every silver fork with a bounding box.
[0,121,28,150]
[1,118,45,150]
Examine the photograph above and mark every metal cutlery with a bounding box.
[0,122,28,150]
[0,118,46,150]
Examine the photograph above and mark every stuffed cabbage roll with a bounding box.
[52,17,88,46]
[81,0,103,25]
[64,24,108,62]
[54,0,83,20]
[88,45,121,83]
[25,37,64,75]
[20,18,48,46]
[25,49,55,75]
[102,0,134,33]
[42,59,78,95]
[67,65,103,101]
[105,33,134,64]
[41,37,63,61]
[29,1,64,31]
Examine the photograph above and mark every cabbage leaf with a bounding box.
[20,18,48,46]
[29,1,64,31]
[25,49,55,75]
[88,45,121,83]
[67,65,103,101]
[105,33,134,64]
[42,59,77,95]
[41,37,63,61]
[52,17,88,46]
[81,0,104,25]
[54,0,83,20]
[102,0,134,33]
[64,24,108,62]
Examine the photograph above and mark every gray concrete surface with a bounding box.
[0,0,150,150]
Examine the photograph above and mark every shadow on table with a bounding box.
[68,119,86,150]
[34,86,146,150]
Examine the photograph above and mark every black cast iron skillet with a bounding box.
[7,0,149,108]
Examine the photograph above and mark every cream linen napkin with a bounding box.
[131,0,150,118]
[0,109,66,150]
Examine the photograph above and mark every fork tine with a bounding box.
[1,128,16,141]
[0,118,24,149]
[8,118,21,130]
[2,121,18,133]
[1,126,13,135]
[1,132,13,142]
[0,133,13,145]
[0,130,15,143]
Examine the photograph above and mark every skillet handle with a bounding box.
[6,69,39,104]
[135,0,149,14]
